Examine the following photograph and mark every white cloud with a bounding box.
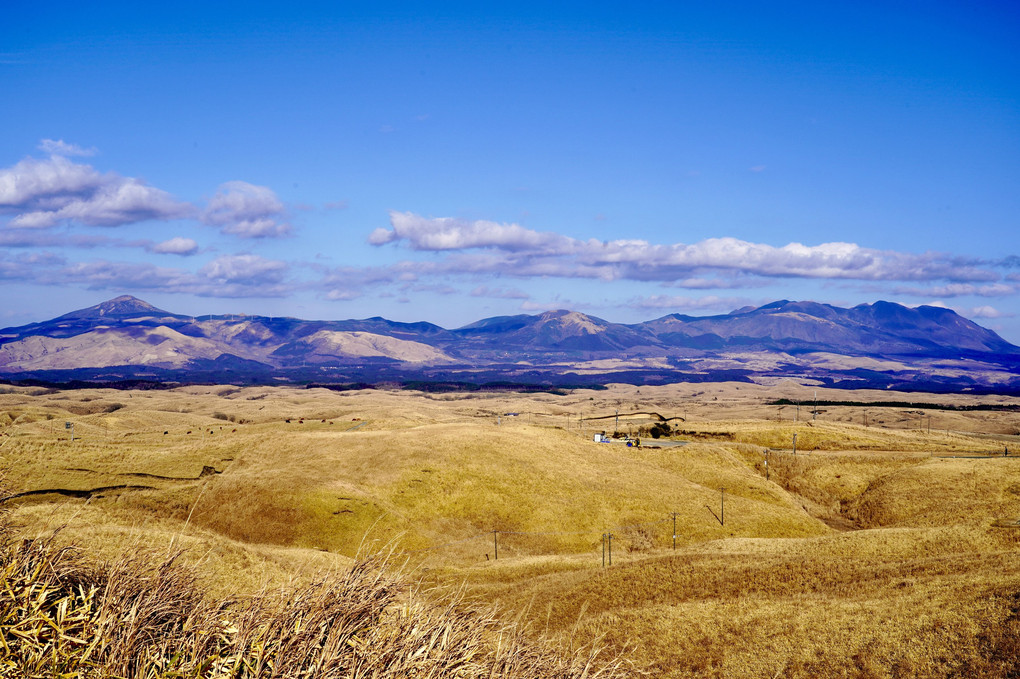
[52,256,293,298]
[630,294,754,311]
[37,139,97,157]
[1,155,107,211]
[969,305,1011,319]
[369,212,1000,285]
[470,285,529,299]
[372,211,576,252]
[148,237,199,256]
[894,283,1016,298]
[325,289,361,301]
[202,181,291,238]
[200,254,288,285]
[519,299,580,312]
[367,227,396,245]
[0,155,192,228]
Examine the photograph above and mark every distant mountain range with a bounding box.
[2,295,1019,393]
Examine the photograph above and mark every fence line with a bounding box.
[387,514,686,561]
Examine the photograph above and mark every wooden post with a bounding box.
[720,487,725,526]
[493,530,498,560]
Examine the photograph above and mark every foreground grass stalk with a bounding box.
[0,519,629,678]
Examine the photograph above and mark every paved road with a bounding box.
[632,439,690,449]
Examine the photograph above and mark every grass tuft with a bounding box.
[0,506,630,676]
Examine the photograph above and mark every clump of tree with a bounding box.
[648,422,672,439]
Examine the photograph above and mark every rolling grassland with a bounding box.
[1,381,1019,677]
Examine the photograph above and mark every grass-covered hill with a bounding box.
[2,381,1019,677]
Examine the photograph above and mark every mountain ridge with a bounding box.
[2,296,1018,393]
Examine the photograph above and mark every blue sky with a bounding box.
[2,1,1019,341]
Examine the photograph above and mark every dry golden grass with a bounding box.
[2,381,1019,677]
[0,520,626,677]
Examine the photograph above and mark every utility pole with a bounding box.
[671,512,679,550]
[720,487,726,526]
[927,416,931,435]
[813,391,817,421]
[615,409,619,432]
[764,449,770,481]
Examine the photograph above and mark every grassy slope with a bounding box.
[2,383,1020,677]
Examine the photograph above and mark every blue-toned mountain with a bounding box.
[1,296,1017,392]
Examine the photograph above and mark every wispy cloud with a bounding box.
[629,294,754,312]
[147,237,199,256]
[38,139,98,157]
[893,283,1016,298]
[201,181,292,238]
[0,247,294,298]
[470,285,529,299]
[969,305,1011,319]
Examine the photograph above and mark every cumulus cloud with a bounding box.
[148,237,199,256]
[202,181,292,238]
[371,211,576,252]
[0,155,193,228]
[369,212,1001,285]
[37,139,97,157]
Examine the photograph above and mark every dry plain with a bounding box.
[2,380,1019,677]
